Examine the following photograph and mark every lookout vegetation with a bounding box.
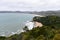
[0,15,60,40]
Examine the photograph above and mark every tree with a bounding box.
[23,26,29,32]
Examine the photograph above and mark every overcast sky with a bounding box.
[0,0,60,11]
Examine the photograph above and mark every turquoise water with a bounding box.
[0,13,35,36]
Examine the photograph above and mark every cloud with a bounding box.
[0,0,60,11]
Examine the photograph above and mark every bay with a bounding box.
[0,13,35,36]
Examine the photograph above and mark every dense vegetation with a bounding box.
[0,15,60,40]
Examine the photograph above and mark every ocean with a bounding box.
[0,13,35,36]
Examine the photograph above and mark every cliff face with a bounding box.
[25,21,43,30]
[34,22,43,27]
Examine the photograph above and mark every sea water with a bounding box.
[0,13,35,36]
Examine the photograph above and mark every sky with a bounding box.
[0,0,60,11]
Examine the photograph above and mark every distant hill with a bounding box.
[0,11,60,16]
[31,10,60,16]
[0,11,32,13]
